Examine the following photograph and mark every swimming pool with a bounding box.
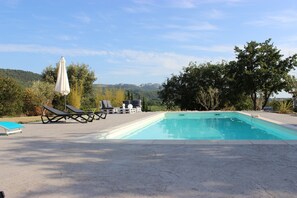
[100,112,297,140]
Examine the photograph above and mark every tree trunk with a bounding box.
[262,91,272,109]
[251,92,257,110]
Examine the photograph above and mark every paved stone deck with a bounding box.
[1,111,297,198]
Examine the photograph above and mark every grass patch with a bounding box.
[0,116,41,124]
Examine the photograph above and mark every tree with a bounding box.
[23,81,55,115]
[158,74,181,110]
[66,63,97,109]
[159,62,226,110]
[0,77,24,116]
[230,39,297,110]
[67,63,96,95]
[113,89,125,106]
[196,87,220,110]
[42,63,97,109]
[41,65,57,84]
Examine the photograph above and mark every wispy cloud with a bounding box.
[277,43,297,57]
[73,13,91,24]
[0,43,212,77]
[0,0,21,8]
[106,49,209,77]
[166,0,243,8]
[123,0,154,13]
[169,0,197,8]
[182,44,234,53]
[276,35,297,57]
[0,44,108,56]
[140,21,218,31]
[166,22,218,31]
[140,21,218,42]
[125,0,243,11]
[249,10,297,27]
[55,35,78,41]
[123,6,151,13]
[0,43,235,84]
[161,31,205,42]
[204,9,225,19]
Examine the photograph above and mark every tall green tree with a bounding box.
[67,63,96,108]
[41,65,57,84]
[229,39,297,110]
[0,77,24,116]
[159,62,226,110]
[158,74,181,110]
[67,64,96,95]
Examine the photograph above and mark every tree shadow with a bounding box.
[3,139,297,198]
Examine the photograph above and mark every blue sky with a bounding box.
[0,0,297,91]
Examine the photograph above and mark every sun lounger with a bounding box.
[132,99,142,112]
[120,100,136,114]
[41,105,91,124]
[119,107,136,114]
[101,100,119,114]
[263,106,273,112]
[66,105,107,120]
[0,121,23,135]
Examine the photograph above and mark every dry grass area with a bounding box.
[0,116,41,123]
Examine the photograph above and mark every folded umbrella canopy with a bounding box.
[55,56,70,110]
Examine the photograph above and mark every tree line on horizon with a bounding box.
[0,65,160,117]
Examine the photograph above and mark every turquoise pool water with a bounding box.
[119,112,297,140]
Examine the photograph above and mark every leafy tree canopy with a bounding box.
[0,77,24,116]
[159,39,297,111]
[229,38,297,109]
[159,62,227,110]
[42,63,97,109]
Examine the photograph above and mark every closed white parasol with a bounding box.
[55,56,70,110]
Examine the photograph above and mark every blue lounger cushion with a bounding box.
[0,121,24,135]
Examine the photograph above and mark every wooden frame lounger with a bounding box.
[0,121,23,135]
[66,105,107,120]
[41,105,93,124]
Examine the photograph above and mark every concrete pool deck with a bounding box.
[1,111,297,197]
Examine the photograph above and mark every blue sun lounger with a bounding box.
[0,121,24,135]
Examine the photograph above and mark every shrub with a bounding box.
[267,99,279,112]
[95,87,125,109]
[23,89,40,116]
[68,82,83,108]
[278,100,293,114]
[23,81,55,115]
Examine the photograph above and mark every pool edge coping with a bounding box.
[238,111,297,131]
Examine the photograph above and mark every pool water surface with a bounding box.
[104,112,297,140]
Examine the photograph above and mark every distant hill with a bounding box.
[95,83,161,91]
[94,83,162,105]
[0,68,163,103]
[0,68,41,87]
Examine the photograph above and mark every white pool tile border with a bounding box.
[92,139,297,145]
[80,111,297,145]
[238,111,297,131]
[97,112,165,139]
